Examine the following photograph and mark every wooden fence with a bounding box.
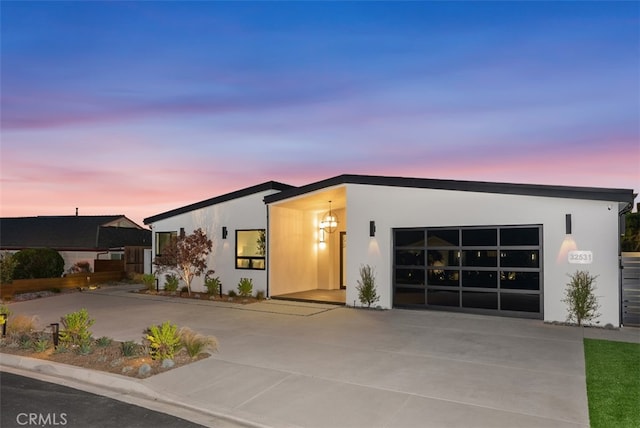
[125,246,146,274]
[94,260,125,272]
[0,271,125,299]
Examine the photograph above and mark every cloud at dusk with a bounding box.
[1,2,638,226]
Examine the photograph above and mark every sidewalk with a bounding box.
[2,284,639,427]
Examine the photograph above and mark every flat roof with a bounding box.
[263,174,636,205]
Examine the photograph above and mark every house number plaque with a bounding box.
[568,250,593,264]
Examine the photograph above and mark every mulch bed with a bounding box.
[0,340,209,378]
[136,289,259,304]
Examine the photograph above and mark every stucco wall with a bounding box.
[345,183,622,326]
[148,189,279,295]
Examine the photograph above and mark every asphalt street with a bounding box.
[0,371,205,428]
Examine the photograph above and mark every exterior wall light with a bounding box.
[222,226,228,239]
[319,227,327,248]
[369,221,376,237]
[566,214,572,235]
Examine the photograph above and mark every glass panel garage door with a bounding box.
[393,225,542,318]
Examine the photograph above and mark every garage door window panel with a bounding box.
[501,293,540,312]
[395,230,425,247]
[395,250,425,266]
[462,250,498,267]
[395,268,425,286]
[427,289,459,307]
[463,291,498,309]
[462,270,498,288]
[394,287,426,305]
[500,250,540,268]
[501,271,540,290]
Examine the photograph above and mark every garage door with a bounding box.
[393,225,542,318]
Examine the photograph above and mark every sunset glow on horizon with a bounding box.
[2,2,638,227]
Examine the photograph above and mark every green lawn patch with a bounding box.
[584,338,640,428]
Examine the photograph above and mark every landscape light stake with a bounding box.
[1,313,7,337]
[50,323,59,348]
[156,278,159,293]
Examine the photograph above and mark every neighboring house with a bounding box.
[144,174,636,327]
[0,215,151,273]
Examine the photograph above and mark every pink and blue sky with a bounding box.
[1,1,638,226]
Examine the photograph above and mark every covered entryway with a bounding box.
[267,185,347,304]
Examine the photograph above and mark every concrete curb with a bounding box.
[0,353,266,428]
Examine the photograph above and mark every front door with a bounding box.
[340,232,347,289]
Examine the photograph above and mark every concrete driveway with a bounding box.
[3,284,638,427]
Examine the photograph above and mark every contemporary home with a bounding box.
[144,174,636,327]
[0,215,151,273]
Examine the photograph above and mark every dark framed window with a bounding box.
[155,231,177,256]
[236,229,266,270]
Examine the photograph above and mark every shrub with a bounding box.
[227,290,237,298]
[179,327,218,358]
[0,251,17,284]
[142,274,156,291]
[164,274,179,292]
[77,342,92,355]
[145,321,182,361]
[180,285,189,294]
[54,343,69,354]
[121,340,138,357]
[59,308,95,349]
[67,261,91,274]
[96,336,112,347]
[237,278,253,297]
[0,303,13,318]
[19,334,32,350]
[256,290,265,301]
[204,271,221,296]
[356,264,380,308]
[563,270,601,326]
[7,314,38,338]
[13,248,65,279]
[32,336,50,353]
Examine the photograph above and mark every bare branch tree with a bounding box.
[153,228,212,295]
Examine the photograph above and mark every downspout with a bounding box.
[96,251,109,260]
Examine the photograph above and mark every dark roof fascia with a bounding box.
[144,181,294,224]
[0,246,111,252]
[263,174,636,204]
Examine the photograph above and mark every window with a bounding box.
[155,231,177,256]
[236,229,266,270]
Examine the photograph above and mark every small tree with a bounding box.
[154,228,212,296]
[562,270,601,326]
[356,264,380,308]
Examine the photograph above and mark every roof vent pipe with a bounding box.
[76,208,78,216]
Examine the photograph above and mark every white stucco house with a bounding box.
[144,174,636,327]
